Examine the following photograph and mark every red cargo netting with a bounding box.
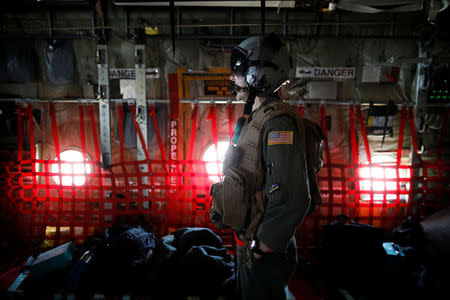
[0,102,449,250]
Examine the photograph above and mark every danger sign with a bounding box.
[296,67,355,79]
[109,68,160,79]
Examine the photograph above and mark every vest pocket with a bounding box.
[209,182,228,229]
[222,168,248,229]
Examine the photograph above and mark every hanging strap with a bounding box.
[438,108,449,163]
[394,106,406,211]
[130,104,150,162]
[130,103,152,202]
[118,104,126,162]
[349,105,358,165]
[348,105,360,213]
[87,104,101,163]
[149,104,167,161]
[87,103,104,213]
[49,103,62,192]
[189,104,199,162]
[320,105,333,216]
[26,105,36,162]
[118,103,131,201]
[298,103,304,118]
[436,107,449,209]
[49,102,63,244]
[78,103,91,240]
[356,105,371,164]
[396,107,406,167]
[17,104,23,161]
[25,104,39,239]
[227,103,234,139]
[149,104,170,189]
[407,106,426,217]
[208,104,220,180]
[78,104,88,177]
[49,104,60,161]
[407,106,421,159]
[16,104,25,210]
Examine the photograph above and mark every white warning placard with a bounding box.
[296,67,355,79]
[109,68,160,79]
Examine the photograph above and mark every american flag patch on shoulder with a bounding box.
[268,131,293,145]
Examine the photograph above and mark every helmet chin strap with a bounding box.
[243,87,257,118]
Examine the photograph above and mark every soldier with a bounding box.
[210,33,319,300]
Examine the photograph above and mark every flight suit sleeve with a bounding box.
[256,115,311,253]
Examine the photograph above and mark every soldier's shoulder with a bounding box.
[265,114,297,130]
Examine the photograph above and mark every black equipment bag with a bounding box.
[321,214,386,288]
[322,214,385,254]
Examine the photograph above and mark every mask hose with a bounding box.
[243,88,257,117]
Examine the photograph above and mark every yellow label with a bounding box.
[145,26,159,35]
[268,131,293,145]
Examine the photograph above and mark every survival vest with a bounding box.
[210,99,325,240]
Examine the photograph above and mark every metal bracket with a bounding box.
[96,44,111,169]
[135,44,148,196]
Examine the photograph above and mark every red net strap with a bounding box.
[298,103,304,118]
[437,107,449,209]
[149,104,167,161]
[14,106,25,225]
[17,104,23,161]
[78,103,90,239]
[16,104,24,212]
[208,105,220,180]
[87,104,101,162]
[187,104,199,214]
[320,105,333,216]
[49,103,63,243]
[149,104,170,190]
[356,105,373,219]
[25,104,38,239]
[49,104,60,160]
[357,104,376,212]
[118,104,126,162]
[408,106,421,159]
[407,106,425,216]
[395,106,406,214]
[25,105,36,161]
[87,103,104,213]
[129,104,150,162]
[189,104,199,162]
[129,104,151,202]
[118,104,131,201]
[349,106,358,165]
[356,106,371,164]
[227,103,234,139]
[78,104,88,173]
[438,108,449,162]
[348,105,358,216]
[397,107,406,165]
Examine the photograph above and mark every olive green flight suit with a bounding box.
[236,96,311,300]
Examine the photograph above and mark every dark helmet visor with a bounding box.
[230,47,248,75]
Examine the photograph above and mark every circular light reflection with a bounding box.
[52,150,92,186]
[202,141,229,183]
[359,154,410,201]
